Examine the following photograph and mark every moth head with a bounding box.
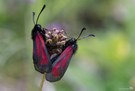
[33,24,41,29]
[65,28,95,47]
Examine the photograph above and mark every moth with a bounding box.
[31,4,95,82]
[45,27,95,82]
[31,5,52,73]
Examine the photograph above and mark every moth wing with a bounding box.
[33,32,52,73]
[46,45,74,82]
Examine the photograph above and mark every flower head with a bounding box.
[43,28,67,55]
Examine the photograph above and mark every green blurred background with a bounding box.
[0,0,135,91]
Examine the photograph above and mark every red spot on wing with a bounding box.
[35,33,41,58]
[33,32,52,73]
[35,32,50,65]
[46,45,74,81]
[52,46,73,76]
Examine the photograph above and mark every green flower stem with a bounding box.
[40,73,46,91]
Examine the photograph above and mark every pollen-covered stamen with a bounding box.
[60,35,67,41]
[52,34,59,42]
[56,41,66,46]
[46,39,52,45]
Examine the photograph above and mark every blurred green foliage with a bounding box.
[0,0,135,91]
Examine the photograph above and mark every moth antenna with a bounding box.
[32,12,36,25]
[78,34,95,40]
[36,4,46,24]
[76,27,86,40]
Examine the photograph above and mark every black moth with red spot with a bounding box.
[32,5,52,73]
[31,4,95,82]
